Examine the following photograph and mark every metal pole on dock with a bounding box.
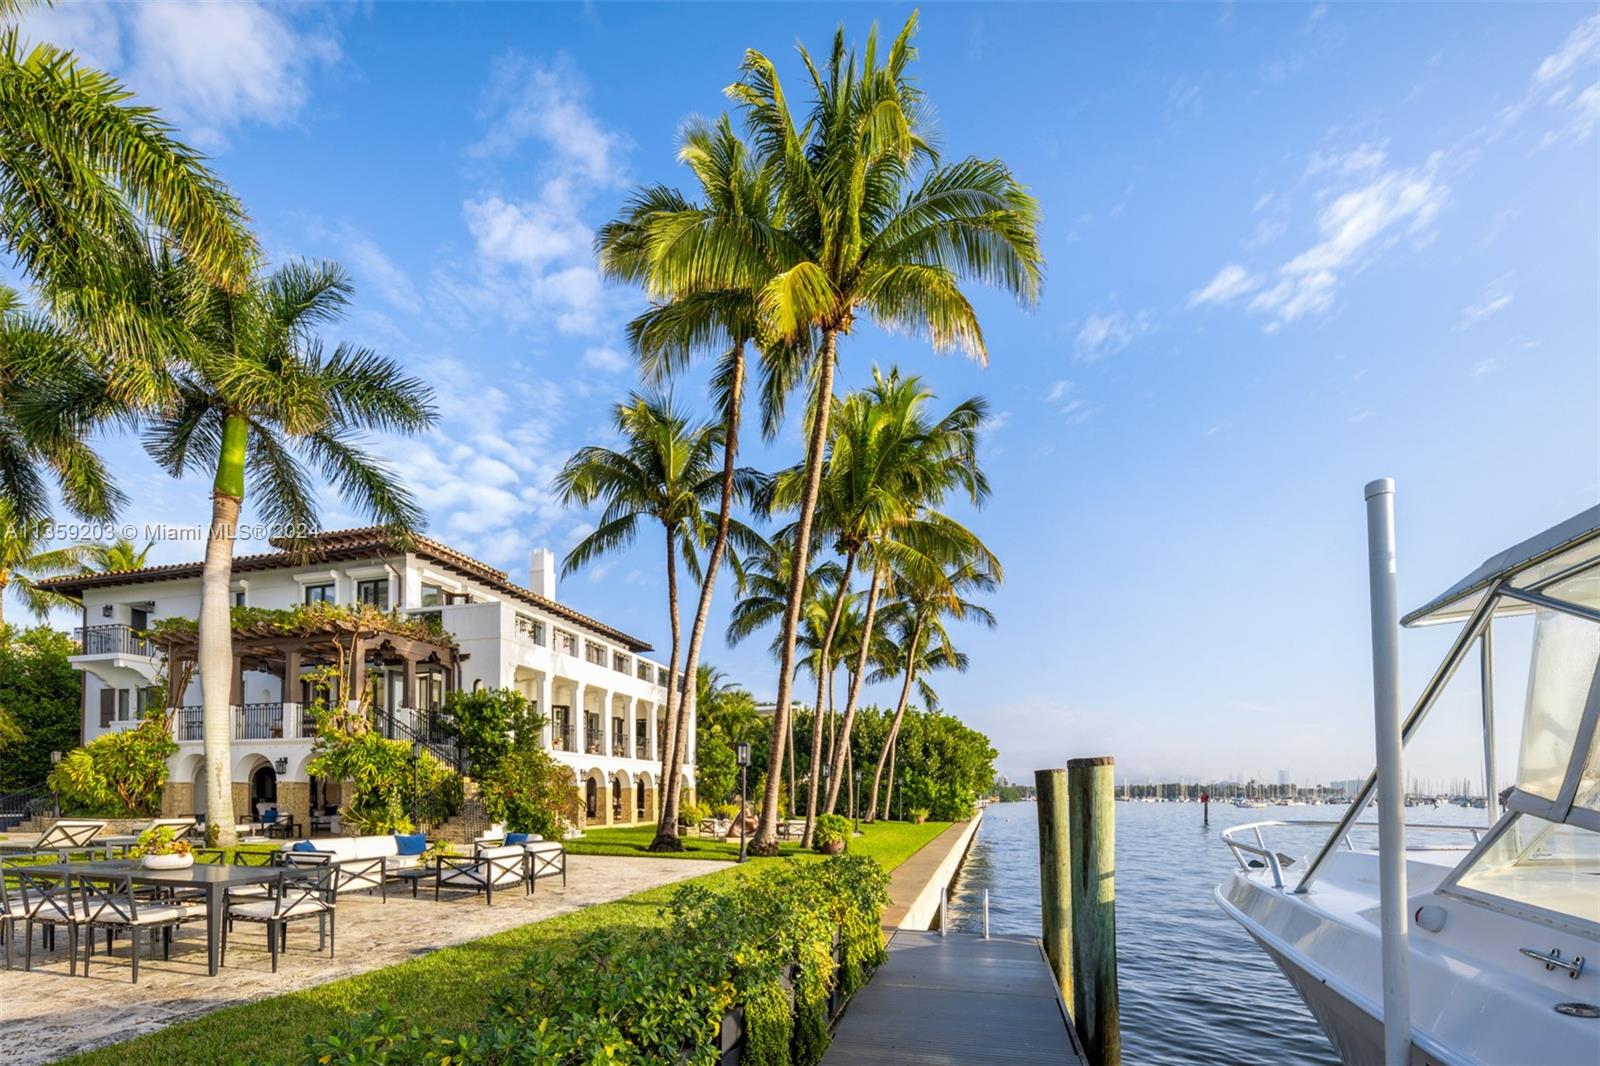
[1365,478,1411,1066]
[939,885,948,936]
[982,889,990,940]
[1033,768,1072,1007]
[1068,756,1121,1066]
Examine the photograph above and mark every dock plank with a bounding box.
[823,931,1086,1065]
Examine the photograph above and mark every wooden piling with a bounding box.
[1033,767,1072,1006]
[1068,756,1121,1066]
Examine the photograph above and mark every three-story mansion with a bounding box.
[39,528,694,833]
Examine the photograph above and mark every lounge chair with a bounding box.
[77,873,198,983]
[0,819,107,860]
[221,865,336,973]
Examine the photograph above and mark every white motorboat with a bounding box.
[1218,501,1600,1065]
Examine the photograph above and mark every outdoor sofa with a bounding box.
[278,833,430,899]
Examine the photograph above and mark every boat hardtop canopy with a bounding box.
[1403,503,1600,628]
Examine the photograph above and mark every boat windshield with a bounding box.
[1454,814,1599,926]
[1514,598,1600,804]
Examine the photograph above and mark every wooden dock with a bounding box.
[822,931,1087,1065]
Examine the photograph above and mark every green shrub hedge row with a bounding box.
[302,855,892,1066]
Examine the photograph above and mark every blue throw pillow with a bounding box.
[394,833,427,856]
[504,832,529,846]
[291,840,317,853]
[263,808,278,823]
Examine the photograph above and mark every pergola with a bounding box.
[150,612,464,743]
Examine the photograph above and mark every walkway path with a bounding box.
[822,931,1086,1065]
[0,854,724,1065]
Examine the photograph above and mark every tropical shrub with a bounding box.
[811,814,850,853]
[713,801,740,820]
[0,626,82,790]
[305,856,891,1066]
[47,713,176,816]
[479,745,580,839]
[443,687,543,776]
[678,800,710,826]
[307,714,462,835]
[909,808,930,825]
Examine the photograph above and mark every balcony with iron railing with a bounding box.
[177,705,202,741]
[74,624,155,658]
[636,736,649,760]
[235,702,286,740]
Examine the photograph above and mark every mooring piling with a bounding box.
[1034,767,1073,1005]
[1068,756,1121,1066]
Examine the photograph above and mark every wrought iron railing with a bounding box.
[636,737,649,760]
[74,624,154,657]
[177,705,203,741]
[235,702,285,740]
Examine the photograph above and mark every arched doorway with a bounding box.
[250,763,277,820]
[635,779,646,819]
[610,775,623,823]
[585,776,598,820]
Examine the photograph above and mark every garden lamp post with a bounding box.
[411,739,422,829]
[736,742,751,863]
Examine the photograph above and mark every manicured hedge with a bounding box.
[303,855,890,1065]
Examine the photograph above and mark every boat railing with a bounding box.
[1222,820,1486,890]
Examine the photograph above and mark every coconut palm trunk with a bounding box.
[753,330,837,853]
[867,616,923,822]
[200,413,247,845]
[883,738,899,820]
[656,345,745,845]
[651,528,684,844]
[823,562,883,813]
[801,550,854,846]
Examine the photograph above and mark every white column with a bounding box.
[539,673,554,749]
[598,687,612,756]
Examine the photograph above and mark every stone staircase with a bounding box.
[431,779,494,844]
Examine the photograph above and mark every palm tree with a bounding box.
[866,556,996,821]
[769,368,993,836]
[555,393,758,848]
[712,15,1042,851]
[144,257,436,845]
[727,534,841,818]
[0,26,254,299]
[0,500,89,627]
[0,284,126,526]
[595,115,783,846]
[76,536,154,574]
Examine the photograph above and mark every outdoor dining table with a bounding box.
[24,859,282,977]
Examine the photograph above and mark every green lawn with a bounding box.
[62,820,951,1066]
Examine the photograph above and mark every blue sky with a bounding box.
[16,2,1599,786]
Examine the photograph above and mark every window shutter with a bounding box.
[99,688,114,727]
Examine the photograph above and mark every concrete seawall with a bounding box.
[880,811,984,932]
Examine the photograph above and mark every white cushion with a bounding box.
[228,896,329,919]
[440,864,521,888]
[88,903,191,926]
[384,854,422,870]
[351,836,398,861]
[478,844,524,861]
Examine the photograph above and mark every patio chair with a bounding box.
[76,874,198,983]
[523,840,566,892]
[0,819,107,860]
[14,869,81,974]
[221,864,336,973]
[1,874,22,970]
[434,845,527,906]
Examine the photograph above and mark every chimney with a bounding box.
[530,548,557,599]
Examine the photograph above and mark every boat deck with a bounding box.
[822,930,1086,1065]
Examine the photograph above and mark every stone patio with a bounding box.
[0,854,726,1065]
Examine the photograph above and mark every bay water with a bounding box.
[945,799,1487,1064]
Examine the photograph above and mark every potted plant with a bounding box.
[909,807,930,825]
[813,813,850,855]
[131,825,193,869]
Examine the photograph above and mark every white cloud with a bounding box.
[1305,141,1387,177]
[1534,13,1600,85]
[1470,357,1500,377]
[1189,264,1261,308]
[447,57,628,338]
[310,224,421,315]
[1540,82,1600,148]
[1245,155,1448,326]
[23,2,340,150]
[1074,309,1154,362]
[1456,275,1515,331]
[581,346,628,373]
[1044,380,1094,424]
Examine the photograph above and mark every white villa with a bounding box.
[39,529,693,834]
